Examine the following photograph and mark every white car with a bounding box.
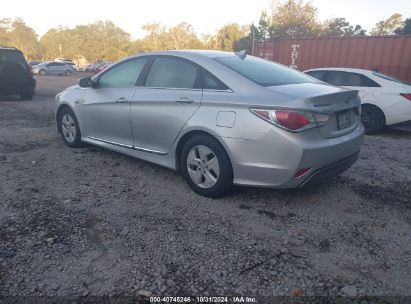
[304,68,411,134]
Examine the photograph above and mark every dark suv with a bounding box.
[0,47,36,100]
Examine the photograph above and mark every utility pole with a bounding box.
[251,23,255,56]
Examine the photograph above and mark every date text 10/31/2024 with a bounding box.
[149,296,258,303]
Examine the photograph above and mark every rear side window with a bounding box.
[305,71,327,81]
[145,57,199,89]
[99,58,148,87]
[203,70,229,90]
[326,71,380,87]
[214,55,316,87]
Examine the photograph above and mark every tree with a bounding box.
[0,18,12,46]
[257,11,271,41]
[142,22,166,51]
[166,22,202,50]
[269,0,322,38]
[394,18,411,35]
[0,18,39,59]
[216,23,247,51]
[371,13,403,35]
[323,18,366,36]
[39,21,131,62]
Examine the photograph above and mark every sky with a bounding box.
[1,0,411,39]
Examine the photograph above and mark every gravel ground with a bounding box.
[0,74,410,302]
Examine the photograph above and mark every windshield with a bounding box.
[214,55,316,87]
[372,71,410,85]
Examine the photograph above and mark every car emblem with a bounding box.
[345,97,352,104]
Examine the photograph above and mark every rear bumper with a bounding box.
[299,152,359,187]
[0,75,35,95]
[223,123,364,188]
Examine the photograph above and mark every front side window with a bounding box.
[99,58,147,88]
[214,55,316,87]
[145,57,199,89]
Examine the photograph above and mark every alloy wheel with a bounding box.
[61,113,77,143]
[186,145,220,188]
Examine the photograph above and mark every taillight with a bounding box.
[26,63,33,74]
[275,111,309,130]
[400,93,411,101]
[250,108,329,132]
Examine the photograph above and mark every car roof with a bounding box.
[130,49,237,60]
[0,46,22,52]
[305,67,374,74]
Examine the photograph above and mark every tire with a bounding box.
[361,104,385,135]
[64,70,71,76]
[180,135,233,198]
[20,91,34,100]
[58,107,84,148]
[39,69,46,76]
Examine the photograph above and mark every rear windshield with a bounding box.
[372,72,410,85]
[0,50,27,64]
[214,55,316,87]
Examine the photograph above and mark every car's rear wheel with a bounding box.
[65,70,71,76]
[39,69,46,76]
[181,135,233,198]
[59,107,83,148]
[361,104,385,135]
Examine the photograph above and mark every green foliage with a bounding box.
[323,18,366,37]
[216,23,248,51]
[39,21,131,62]
[269,0,322,38]
[1,6,408,64]
[394,18,411,35]
[0,18,40,59]
[371,14,403,35]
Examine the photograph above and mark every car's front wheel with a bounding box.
[39,69,46,76]
[59,107,83,147]
[181,135,233,198]
[361,104,385,135]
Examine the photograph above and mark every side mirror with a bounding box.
[78,77,97,88]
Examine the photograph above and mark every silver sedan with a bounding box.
[55,50,364,197]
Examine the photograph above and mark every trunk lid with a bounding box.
[267,83,361,138]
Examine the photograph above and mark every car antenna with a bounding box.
[235,50,247,59]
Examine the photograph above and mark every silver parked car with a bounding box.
[55,50,364,197]
[33,61,75,76]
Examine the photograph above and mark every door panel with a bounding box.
[130,56,203,154]
[78,57,149,147]
[80,87,135,147]
[130,88,201,153]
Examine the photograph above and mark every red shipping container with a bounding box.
[256,36,411,83]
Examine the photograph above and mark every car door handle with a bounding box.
[115,97,128,103]
[175,97,194,104]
